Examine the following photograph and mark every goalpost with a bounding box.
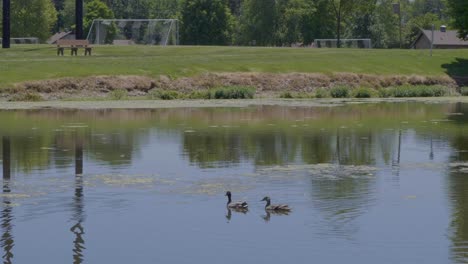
[314,39,372,49]
[86,19,179,46]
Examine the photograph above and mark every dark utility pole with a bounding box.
[75,0,84,39]
[2,0,11,48]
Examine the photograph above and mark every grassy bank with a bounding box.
[0,45,467,88]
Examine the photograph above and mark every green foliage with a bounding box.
[461,87,468,96]
[180,0,234,45]
[237,0,278,45]
[109,89,128,100]
[8,0,57,42]
[381,85,449,97]
[279,91,294,98]
[9,92,43,102]
[352,87,374,98]
[148,89,182,100]
[279,91,313,98]
[84,0,115,38]
[315,88,330,98]
[447,0,468,39]
[210,86,255,99]
[188,90,211,99]
[330,86,350,98]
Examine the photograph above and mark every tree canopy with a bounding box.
[1,0,464,46]
[447,0,468,39]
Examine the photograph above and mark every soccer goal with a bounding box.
[86,19,179,46]
[314,39,372,48]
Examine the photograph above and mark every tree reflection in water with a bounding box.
[1,136,13,264]
[71,140,85,264]
[448,103,468,263]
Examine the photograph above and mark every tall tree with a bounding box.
[238,0,277,46]
[9,0,57,42]
[83,0,114,35]
[180,0,234,45]
[447,0,468,39]
[328,0,358,47]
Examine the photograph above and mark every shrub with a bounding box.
[110,89,128,100]
[9,92,43,102]
[378,89,392,98]
[188,90,211,99]
[461,87,468,96]
[385,85,448,97]
[279,91,294,99]
[330,86,350,98]
[314,88,330,98]
[148,89,182,100]
[352,87,374,98]
[210,86,255,99]
[279,91,313,99]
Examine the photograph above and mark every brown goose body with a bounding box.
[225,191,248,210]
[261,196,291,212]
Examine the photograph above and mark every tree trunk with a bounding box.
[337,14,341,48]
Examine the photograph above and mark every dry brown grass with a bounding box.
[1,73,459,100]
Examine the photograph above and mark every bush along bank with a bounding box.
[0,73,463,101]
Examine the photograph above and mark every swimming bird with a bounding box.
[261,196,291,212]
[225,191,248,211]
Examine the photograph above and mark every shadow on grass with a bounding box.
[442,57,468,87]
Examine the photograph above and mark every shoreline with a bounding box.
[0,72,464,102]
[1,97,467,110]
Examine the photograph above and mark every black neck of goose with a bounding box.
[265,199,270,207]
[227,195,232,204]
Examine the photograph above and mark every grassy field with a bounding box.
[0,45,467,87]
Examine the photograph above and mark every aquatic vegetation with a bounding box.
[210,86,256,99]
[314,88,330,98]
[381,85,449,97]
[9,91,43,102]
[461,87,468,96]
[93,174,155,187]
[330,86,351,98]
[352,87,375,98]
[109,89,128,100]
[258,164,377,179]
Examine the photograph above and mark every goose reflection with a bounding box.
[1,136,13,264]
[71,141,85,264]
[225,208,248,223]
[261,210,290,223]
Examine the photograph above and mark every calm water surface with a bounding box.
[0,102,468,263]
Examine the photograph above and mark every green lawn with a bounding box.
[0,45,466,87]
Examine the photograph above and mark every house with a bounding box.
[47,31,76,44]
[412,27,468,49]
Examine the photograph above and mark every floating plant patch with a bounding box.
[258,164,377,179]
[450,163,468,173]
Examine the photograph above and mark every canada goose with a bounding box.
[261,196,291,212]
[225,191,248,210]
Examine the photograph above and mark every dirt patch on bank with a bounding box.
[0,72,459,101]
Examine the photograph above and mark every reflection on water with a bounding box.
[1,136,13,264]
[71,142,85,264]
[0,103,467,263]
[448,104,468,263]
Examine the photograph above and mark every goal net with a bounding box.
[86,19,179,46]
[314,39,372,48]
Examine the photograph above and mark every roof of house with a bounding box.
[418,29,468,46]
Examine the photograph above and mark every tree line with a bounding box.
[0,0,467,48]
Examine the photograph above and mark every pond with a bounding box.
[0,102,468,263]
